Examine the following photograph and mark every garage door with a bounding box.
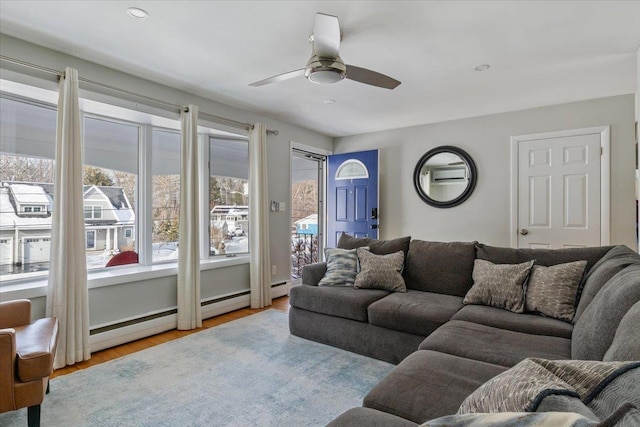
[0,238,13,265]
[23,237,50,263]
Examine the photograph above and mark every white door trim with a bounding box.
[510,126,610,248]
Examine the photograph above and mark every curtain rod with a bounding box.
[0,55,279,136]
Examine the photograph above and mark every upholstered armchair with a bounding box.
[0,299,59,427]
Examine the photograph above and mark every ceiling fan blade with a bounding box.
[313,13,341,57]
[249,69,305,87]
[345,65,401,90]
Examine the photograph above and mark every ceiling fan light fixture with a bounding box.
[305,56,346,84]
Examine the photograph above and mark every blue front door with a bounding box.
[326,150,379,248]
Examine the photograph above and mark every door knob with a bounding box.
[519,229,529,236]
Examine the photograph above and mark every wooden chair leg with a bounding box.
[27,404,40,427]
[46,380,50,394]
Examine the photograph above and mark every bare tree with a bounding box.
[291,180,317,223]
[0,154,54,183]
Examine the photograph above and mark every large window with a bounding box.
[209,137,249,256]
[0,95,56,278]
[152,129,181,263]
[83,115,139,268]
[1,80,251,283]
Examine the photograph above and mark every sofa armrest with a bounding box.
[0,328,17,412]
[0,299,31,328]
[14,318,59,382]
[302,262,327,286]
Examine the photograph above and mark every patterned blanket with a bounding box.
[458,358,640,414]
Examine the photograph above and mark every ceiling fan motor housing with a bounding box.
[305,55,347,84]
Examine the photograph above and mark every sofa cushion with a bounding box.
[463,259,534,313]
[327,408,418,427]
[475,243,612,273]
[338,233,411,258]
[368,290,464,337]
[318,247,361,287]
[355,248,407,292]
[289,284,389,322]
[363,350,507,423]
[603,300,640,362]
[403,240,477,296]
[419,320,571,367]
[525,260,587,322]
[451,304,573,338]
[572,264,640,360]
[574,245,640,322]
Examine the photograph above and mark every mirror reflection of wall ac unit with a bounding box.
[431,167,467,183]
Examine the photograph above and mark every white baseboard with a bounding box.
[89,286,288,353]
[271,282,291,299]
[90,313,177,353]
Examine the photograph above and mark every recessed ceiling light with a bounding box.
[127,7,149,19]
[323,99,336,104]
[474,64,490,72]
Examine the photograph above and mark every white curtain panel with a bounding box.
[177,105,202,330]
[249,123,272,308]
[46,67,91,369]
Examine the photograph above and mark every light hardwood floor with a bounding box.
[52,296,290,379]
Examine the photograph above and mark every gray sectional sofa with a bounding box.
[288,235,640,426]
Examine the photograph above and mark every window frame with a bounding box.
[0,79,252,289]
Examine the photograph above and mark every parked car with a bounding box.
[234,225,244,236]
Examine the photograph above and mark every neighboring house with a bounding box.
[0,182,135,266]
[210,205,249,235]
[294,214,318,235]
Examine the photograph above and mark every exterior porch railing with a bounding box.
[291,233,319,280]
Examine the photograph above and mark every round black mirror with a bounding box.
[413,146,477,208]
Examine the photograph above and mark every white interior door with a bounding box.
[511,127,610,249]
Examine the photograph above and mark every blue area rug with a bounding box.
[0,310,393,426]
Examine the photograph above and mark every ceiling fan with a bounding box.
[249,13,401,90]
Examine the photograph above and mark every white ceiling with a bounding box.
[1,1,639,138]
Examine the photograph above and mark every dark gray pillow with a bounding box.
[574,245,640,322]
[463,259,534,313]
[475,243,612,273]
[572,264,640,360]
[354,248,406,292]
[318,247,360,287]
[603,301,640,362]
[404,240,477,296]
[337,233,411,257]
[525,260,587,322]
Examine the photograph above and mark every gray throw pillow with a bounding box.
[463,259,534,313]
[318,247,361,287]
[354,248,406,292]
[525,260,587,322]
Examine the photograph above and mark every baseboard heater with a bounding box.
[89,290,250,352]
[89,283,291,352]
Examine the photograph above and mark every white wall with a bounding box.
[335,95,637,249]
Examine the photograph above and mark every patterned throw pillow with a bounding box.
[525,260,587,322]
[463,259,534,313]
[318,247,361,287]
[354,248,407,292]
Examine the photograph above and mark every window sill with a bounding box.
[0,255,250,300]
